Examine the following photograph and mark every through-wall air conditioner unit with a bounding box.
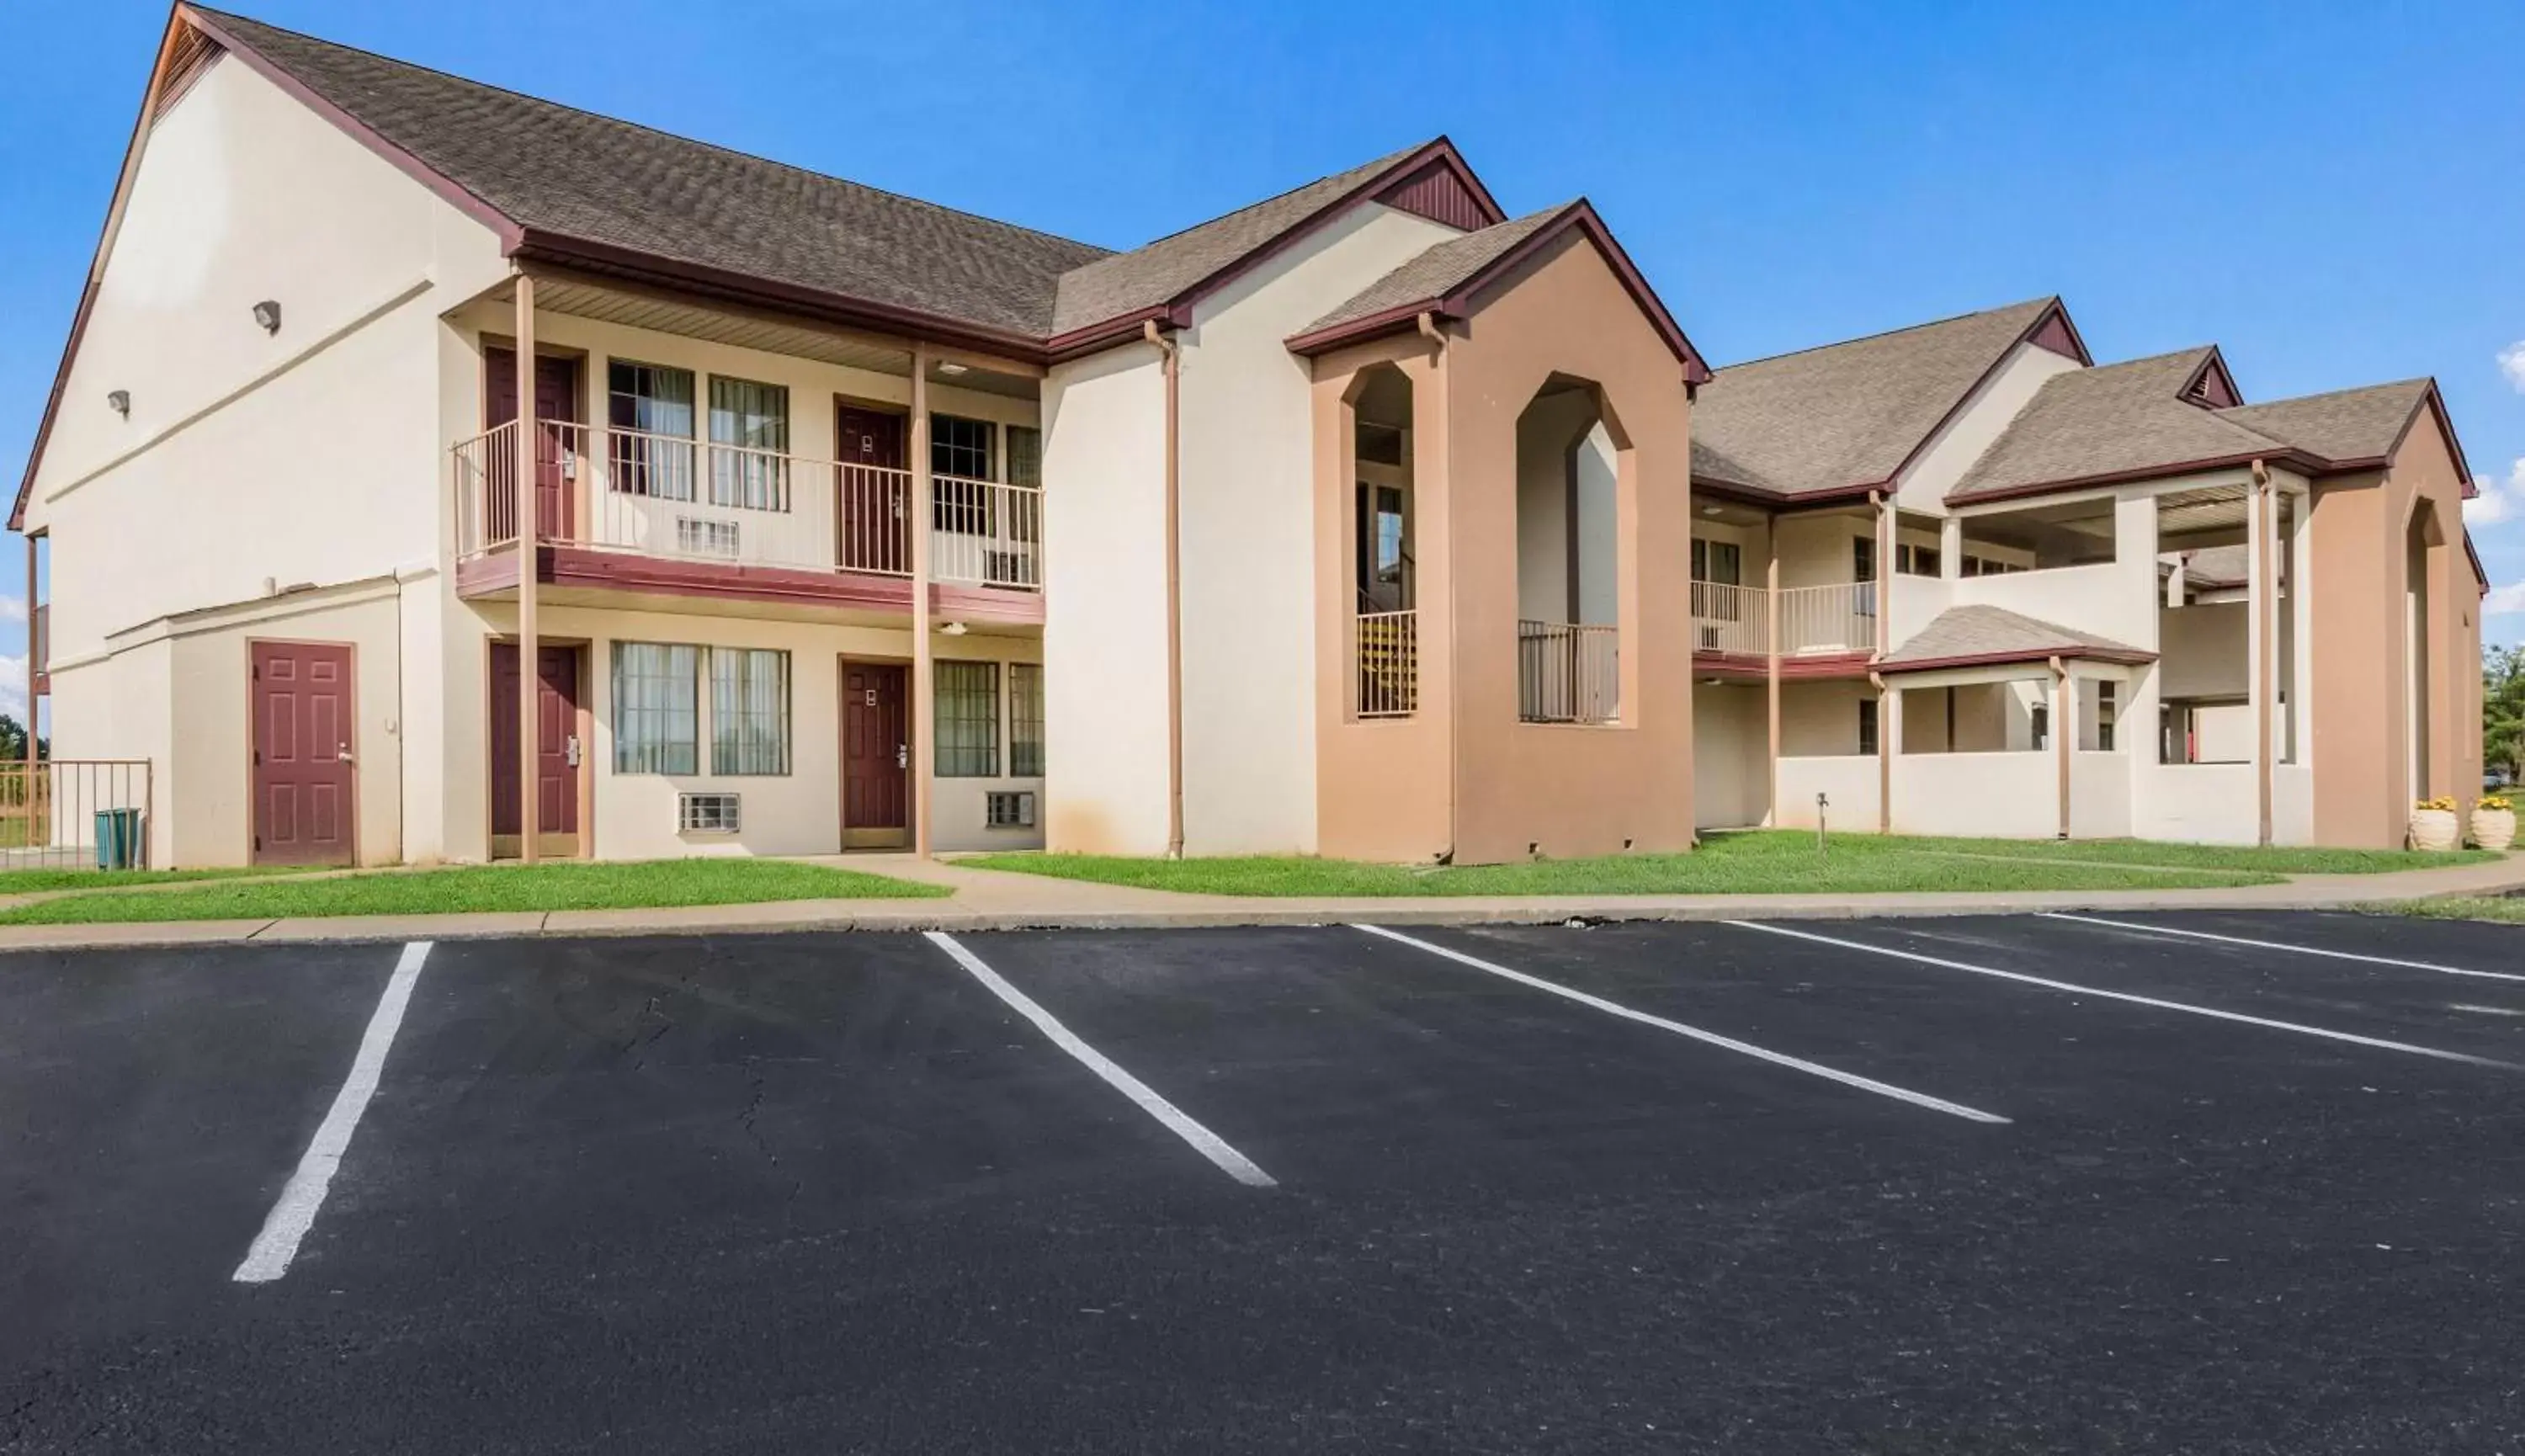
[985,791,1037,829]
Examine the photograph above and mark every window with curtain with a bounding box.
[1006,425,1042,488]
[710,648,791,775]
[933,415,993,535]
[607,361,695,500]
[612,641,699,773]
[709,377,790,510]
[1008,662,1045,778]
[1690,538,1741,586]
[935,660,1000,777]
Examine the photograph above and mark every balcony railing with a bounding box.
[452,422,1045,592]
[1353,610,1418,719]
[1518,619,1619,725]
[1778,582,1875,656]
[1689,580,1765,656]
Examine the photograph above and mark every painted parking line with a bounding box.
[1353,924,2010,1125]
[2037,912,2525,985]
[1728,921,2517,1071]
[232,941,433,1283]
[924,931,1276,1189]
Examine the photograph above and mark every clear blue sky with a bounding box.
[3,0,2521,721]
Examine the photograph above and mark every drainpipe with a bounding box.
[2049,653,2070,840]
[1417,311,1457,860]
[912,345,934,857]
[2251,458,2273,847]
[1146,321,1185,859]
[513,273,540,864]
[1869,489,1890,658]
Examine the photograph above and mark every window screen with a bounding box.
[613,642,699,774]
[708,377,789,509]
[1008,662,1045,778]
[710,648,790,776]
[608,361,696,500]
[934,660,1000,777]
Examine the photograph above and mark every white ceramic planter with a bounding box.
[2472,807,2517,852]
[2410,809,2461,852]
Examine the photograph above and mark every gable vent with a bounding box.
[153,24,226,124]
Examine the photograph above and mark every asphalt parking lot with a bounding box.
[4,911,2522,1453]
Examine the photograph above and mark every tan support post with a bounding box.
[1872,670,1894,834]
[2051,655,2071,840]
[20,531,35,845]
[1872,491,1891,658]
[2250,461,2274,847]
[911,346,935,858]
[513,274,540,864]
[1765,547,1781,825]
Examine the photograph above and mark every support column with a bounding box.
[1939,516,1963,581]
[2247,465,2272,846]
[513,274,540,864]
[911,347,935,858]
[2051,656,2071,839]
[1871,492,1890,657]
[1764,547,1780,826]
[1873,672,1895,834]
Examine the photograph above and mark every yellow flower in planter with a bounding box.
[2416,796,2457,813]
[2482,794,2513,813]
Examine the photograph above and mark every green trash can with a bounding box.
[94,809,143,871]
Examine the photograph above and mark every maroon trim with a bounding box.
[1284,200,1712,383]
[8,279,97,533]
[2178,348,2244,409]
[2464,529,2490,598]
[1375,157,1493,231]
[2025,306,2089,364]
[1689,476,1876,512]
[457,546,1046,624]
[1693,649,1874,680]
[182,8,525,252]
[1879,645,2155,676]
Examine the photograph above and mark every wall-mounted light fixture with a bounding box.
[252,300,282,335]
[934,361,969,376]
[937,620,970,636]
[107,390,130,417]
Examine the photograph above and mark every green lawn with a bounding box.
[0,858,946,925]
[962,830,2291,898]
[1868,834,2497,875]
[2369,895,2525,925]
[0,864,331,895]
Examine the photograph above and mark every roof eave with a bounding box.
[1944,447,2330,508]
[1879,645,2156,675]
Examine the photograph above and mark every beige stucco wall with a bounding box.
[1692,682,1768,829]
[1040,343,1172,854]
[1892,339,2084,512]
[1174,201,1462,857]
[452,604,1042,860]
[2159,601,2248,699]
[25,55,509,867]
[1779,677,1875,756]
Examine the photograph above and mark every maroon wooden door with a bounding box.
[486,348,582,540]
[490,643,582,852]
[835,405,908,574]
[843,662,909,843]
[252,641,357,866]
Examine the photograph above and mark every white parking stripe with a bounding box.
[233,941,433,1283]
[1353,924,2010,1125]
[925,932,1276,1189]
[1728,921,2516,1071]
[2037,912,2525,984]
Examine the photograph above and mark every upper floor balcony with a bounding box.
[1690,580,1878,669]
[446,276,1048,625]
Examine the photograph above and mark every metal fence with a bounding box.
[1353,610,1418,719]
[0,760,155,870]
[1517,620,1619,725]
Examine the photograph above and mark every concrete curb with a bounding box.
[0,858,2513,954]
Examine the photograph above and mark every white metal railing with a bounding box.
[930,474,1045,591]
[1518,619,1619,724]
[1778,582,1876,656]
[1354,610,1418,719]
[450,422,1042,591]
[1691,580,1767,656]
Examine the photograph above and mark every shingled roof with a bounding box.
[1948,348,2288,502]
[1879,605,2151,672]
[1689,298,2082,500]
[1291,204,1571,339]
[190,7,1112,343]
[2219,379,2437,464]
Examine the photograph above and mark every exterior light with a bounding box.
[938,620,969,636]
[252,300,282,334]
[934,361,969,376]
[107,390,130,417]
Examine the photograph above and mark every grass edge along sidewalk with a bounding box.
[0,858,947,926]
[962,830,2500,899]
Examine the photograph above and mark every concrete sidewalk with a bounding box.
[0,850,2514,953]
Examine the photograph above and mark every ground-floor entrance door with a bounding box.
[491,642,585,858]
[843,660,910,848]
[251,640,358,866]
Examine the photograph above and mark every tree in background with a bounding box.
[2489,646,2525,784]
[0,715,46,764]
